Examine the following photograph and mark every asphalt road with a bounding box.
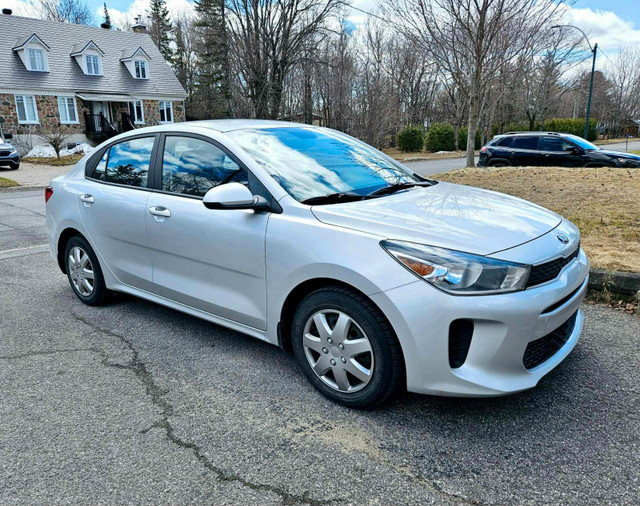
[1,189,639,505]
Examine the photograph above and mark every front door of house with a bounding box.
[93,101,110,123]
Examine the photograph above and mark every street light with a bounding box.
[552,24,598,140]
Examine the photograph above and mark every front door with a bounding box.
[508,136,542,166]
[145,134,269,329]
[77,135,157,291]
[538,136,585,167]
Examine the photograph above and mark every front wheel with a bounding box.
[9,163,19,170]
[292,286,404,408]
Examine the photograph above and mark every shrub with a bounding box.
[425,123,455,152]
[542,118,598,141]
[396,126,424,152]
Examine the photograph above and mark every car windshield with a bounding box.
[226,127,423,202]
[565,135,599,151]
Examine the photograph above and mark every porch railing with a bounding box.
[84,113,118,139]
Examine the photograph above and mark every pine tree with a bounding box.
[148,0,173,61]
[193,0,230,118]
[102,3,111,28]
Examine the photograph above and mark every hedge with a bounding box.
[491,118,598,141]
[396,126,424,151]
[425,123,455,152]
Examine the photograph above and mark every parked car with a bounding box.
[478,131,640,168]
[0,132,20,170]
[45,120,588,408]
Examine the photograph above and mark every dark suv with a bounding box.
[0,132,20,170]
[478,132,640,168]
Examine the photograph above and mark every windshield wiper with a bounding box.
[367,181,435,197]
[301,191,371,205]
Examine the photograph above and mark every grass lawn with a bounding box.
[0,176,19,187]
[437,167,640,273]
[22,154,84,166]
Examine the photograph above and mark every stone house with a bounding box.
[0,11,187,153]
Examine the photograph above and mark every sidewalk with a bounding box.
[0,162,70,188]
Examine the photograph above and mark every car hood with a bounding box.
[596,149,640,160]
[0,142,12,149]
[311,182,563,255]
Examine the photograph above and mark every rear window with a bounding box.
[512,137,539,150]
[494,137,513,147]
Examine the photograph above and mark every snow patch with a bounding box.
[26,143,93,158]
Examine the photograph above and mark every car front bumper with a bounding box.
[0,152,20,167]
[371,247,589,397]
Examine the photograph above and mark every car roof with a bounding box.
[497,131,571,137]
[182,119,315,133]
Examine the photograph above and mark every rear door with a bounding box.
[509,136,542,166]
[145,133,270,330]
[539,136,585,167]
[77,135,157,291]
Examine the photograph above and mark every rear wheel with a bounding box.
[64,236,110,306]
[489,160,510,167]
[292,286,404,408]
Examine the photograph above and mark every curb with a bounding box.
[0,185,47,193]
[588,268,640,296]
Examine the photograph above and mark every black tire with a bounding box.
[489,160,510,167]
[64,235,110,306]
[292,286,404,409]
[10,163,19,170]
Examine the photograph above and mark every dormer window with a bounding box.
[28,48,47,71]
[134,60,148,79]
[86,54,102,75]
[13,34,50,72]
[70,40,105,76]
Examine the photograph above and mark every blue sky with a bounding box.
[575,0,639,26]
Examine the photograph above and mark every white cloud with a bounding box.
[563,5,640,50]
[103,0,195,29]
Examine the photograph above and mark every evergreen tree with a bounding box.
[148,0,173,61]
[102,3,111,28]
[193,0,230,118]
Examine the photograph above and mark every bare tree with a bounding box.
[383,0,564,166]
[41,127,71,159]
[38,0,94,25]
[225,0,344,119]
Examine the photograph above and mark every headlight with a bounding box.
[7,146,16,154]
[381,240,530,295]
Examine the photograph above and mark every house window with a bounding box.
[85,54,101,75]
[134,60,148,79]
[129,100,145,124]
[58,97,78,124]
[28,48,47,72]
[158,101,173,123]
[15,95,38,123]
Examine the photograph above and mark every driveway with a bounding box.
[0,162,69,188]
[1,189,639,504]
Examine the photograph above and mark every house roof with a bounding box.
[0,14,186,99]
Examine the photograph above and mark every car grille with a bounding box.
[0,150,11,156]
[526,243,580,288]
[523,311,578,369]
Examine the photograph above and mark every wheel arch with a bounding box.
[277,277,405,368]
[57,227,86,274]
[488,158,511,167]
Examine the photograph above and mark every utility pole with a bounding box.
[552,25,597,140]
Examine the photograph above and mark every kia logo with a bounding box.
[556,234,569,244]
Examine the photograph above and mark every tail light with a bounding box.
[45,186,53,203]
[480,146,488,153]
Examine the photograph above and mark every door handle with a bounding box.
[149,206,171,217]
[80,194,95,204]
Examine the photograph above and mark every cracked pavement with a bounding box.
[1,189,639,505]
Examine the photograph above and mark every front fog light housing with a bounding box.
[381,240,530,295]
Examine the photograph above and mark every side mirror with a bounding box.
[2,132,12,140]
[203,182,271,211]
[569,146,582,154]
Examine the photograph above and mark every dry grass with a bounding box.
[383,147,473,162]
[437,167,640,273]
[0,176,19,187]
[22,154,84,166]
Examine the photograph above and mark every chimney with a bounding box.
[132,15,147,34]
[2,8,12,15]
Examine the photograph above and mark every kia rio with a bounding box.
[45,120,588,408]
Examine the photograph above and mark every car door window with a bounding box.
[512,137,538,150]
[161,136,248,197]
[99,137,154,187]
[540,137,574,152]
[495,137,513,147]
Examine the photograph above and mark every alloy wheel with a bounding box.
[302,310,374,393]
[68,246,95,297]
